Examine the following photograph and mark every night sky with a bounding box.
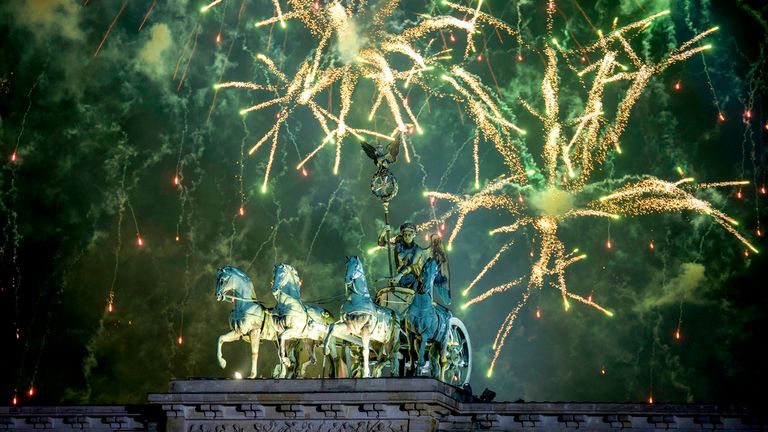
[1,0,767,406]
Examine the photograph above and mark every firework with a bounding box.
[425,5,751,375]
[204,0,509,187]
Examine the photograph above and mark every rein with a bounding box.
[223,293,257,303]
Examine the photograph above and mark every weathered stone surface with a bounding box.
[0,405,159,431]
[1,379,765,431]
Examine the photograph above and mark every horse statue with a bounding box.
[404,256,453,379]
[271,263,338,378]
[215,266,277,378]
[323,256,401,378]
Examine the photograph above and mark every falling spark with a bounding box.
[674,81,681,90]
[107,302,114,313]
[675,329,681,340]
[535,308,541,318]
[648,395,654,404]
[234,371,243,379]
[649,241,655,249]
[28,387,34,397]
[94,0,128,57]
[177,336,184,345]
[137,0,156,32]
[239,207,245,216]
[718,113,726,122]
[10,152,16,162]
[137,236,144,247]
[173,175,180,185]
[12,395,17,405]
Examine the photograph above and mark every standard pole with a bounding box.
[383,202,394,283]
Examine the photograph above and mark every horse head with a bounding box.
[418,257,439,298]
[272,263,302,299]
[216,266,254,302]
[344,256,365,284]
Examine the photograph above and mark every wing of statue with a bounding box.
[385,134,401,164]
[360,141,379,165]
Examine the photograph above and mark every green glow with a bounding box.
[460,303,468,310]
[280,21,286,29]
[616,146,623,154]
[573,248,579,253]
[423,190,430,196]
[239,109,248,116]
[367,246,381,255]
[611,214,620,220]
[676,166,685,175]
[486,369,493,378]
[703,44,713,50]
[213,84,221,90]
[526,169,536,176]
[447,245,453,252]
[604,310,615,317]
[260,185,268,194]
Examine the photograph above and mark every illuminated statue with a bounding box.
[214,266,277,379]
[405,256,459,380]
[323,256,401,378]
[271,263,339,378]
[215,266,314,378]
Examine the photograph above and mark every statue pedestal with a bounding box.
[148,378,453,432]
[147,378,760,432]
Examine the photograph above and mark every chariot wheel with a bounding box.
[444,317,472,385]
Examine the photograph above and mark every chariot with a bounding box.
[374,284,472,385]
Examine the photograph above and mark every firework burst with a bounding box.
[422,4,754,375]
[205,0,498,187]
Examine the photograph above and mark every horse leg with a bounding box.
[439,342,449,382]
[323,322,338,355]
[418,335,428,376]
[361,326,371,378]
[277,334,289,378]
[407,331,416,377]
[279,329,300,378]
[247,328,262,379]
[389,324,401,377]
[217,331,240,369]
[300,340,315,377]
